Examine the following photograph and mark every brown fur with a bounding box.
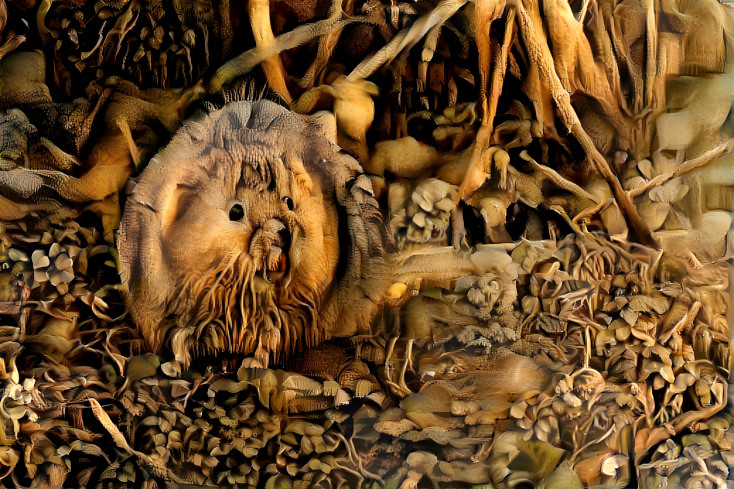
[117,100,390,367]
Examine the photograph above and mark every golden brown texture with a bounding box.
[0,0,731,487]
[118,99,390,368]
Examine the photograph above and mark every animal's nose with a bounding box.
[262,219,290,253]
[249,219,291,279]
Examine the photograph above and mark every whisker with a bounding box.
[164,249,315,367]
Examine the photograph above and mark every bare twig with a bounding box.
[347,0,469,82]
[456,5,513,203]
[210,14,354,92]
[519,149,598,203]
[629,139,734,198]
[248,0,293,104]
[514,0,656,246]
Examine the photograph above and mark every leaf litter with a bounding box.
[0,0,733,487]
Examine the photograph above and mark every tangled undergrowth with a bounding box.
[0,0,733,487]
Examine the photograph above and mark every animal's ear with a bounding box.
[285,153,313,193]
[117,164,171,352]
[119,151,185,318]
[117,125,210,352]
[323,173,393,337]
[310,110,338,143]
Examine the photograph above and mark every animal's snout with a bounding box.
[250,219,291,279]
[263,219,291,253]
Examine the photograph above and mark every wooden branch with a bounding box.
[629,139,734,198]
[514,0,656,246]
[248,0,293,104]
[209,13,351,93]
[347,0,469,82]
[519,150,598,203]
[644,0,658,109]
[455,5,513,205]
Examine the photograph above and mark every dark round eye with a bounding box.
[282,196,294,211]
[229,203,244,221]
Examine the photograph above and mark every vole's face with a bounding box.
[118,100,371,367]
[162,147,340,298]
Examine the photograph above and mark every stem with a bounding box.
[629,139,734,198]
[514,0,656,247]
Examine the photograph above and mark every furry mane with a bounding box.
[118,99,390,367]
